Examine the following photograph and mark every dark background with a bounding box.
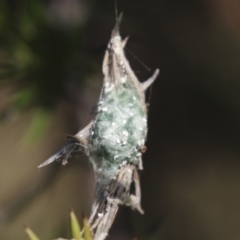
[1,0,240,239]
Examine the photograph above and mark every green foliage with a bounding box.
[24,225,41,240]
[22,108,53,146]
[25,210,92,240]
[13,87,36,110]
[0,0,88,141]
[70,210,81,240]
[82,216,92,240]
[0,1,43,82]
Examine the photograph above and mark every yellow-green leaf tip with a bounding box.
[70,209,81,240]
[83,215,92,240]
[24,225,41,240]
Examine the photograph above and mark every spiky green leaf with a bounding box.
[70,209,81,240]
[24,226,41,240]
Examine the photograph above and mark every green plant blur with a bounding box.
[25,210,92,240]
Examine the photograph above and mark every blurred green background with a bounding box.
[1,0,240,239]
